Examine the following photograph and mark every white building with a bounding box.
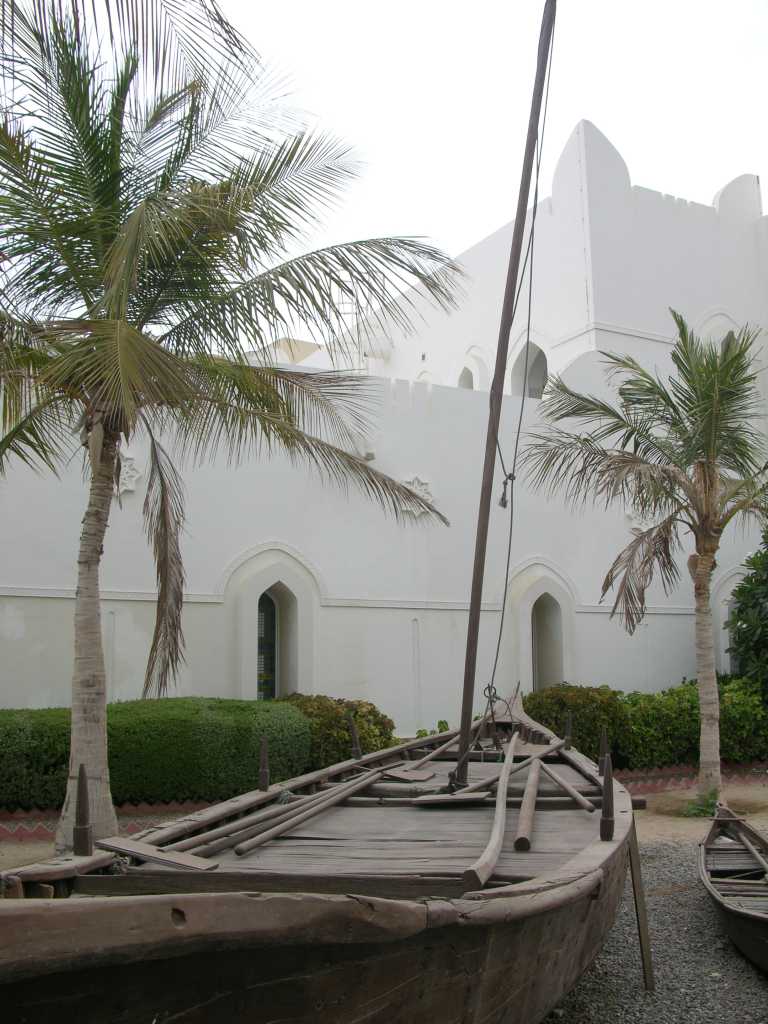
[0,121,763,732]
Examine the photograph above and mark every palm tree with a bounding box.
[0,1,459,849]
[522,311,768,797]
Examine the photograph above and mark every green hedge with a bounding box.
[0,698,311,810]
[522,684,631,767]
[281,693,395,771]
[523,678,768,771]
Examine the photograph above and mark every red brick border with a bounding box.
[0,799,211,842]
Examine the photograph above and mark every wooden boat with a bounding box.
[700,803,768,973]
[0,705,635,1024]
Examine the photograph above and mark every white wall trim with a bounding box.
[0,584,697,616]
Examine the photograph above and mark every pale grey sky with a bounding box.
[221,0,768,257]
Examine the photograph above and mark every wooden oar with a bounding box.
[538,760,596,813]
[514,757,540,851]
[234,767,391,856]
[462,734,519,889]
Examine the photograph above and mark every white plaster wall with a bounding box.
[0,120,762,732]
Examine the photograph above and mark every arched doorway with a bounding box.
[531,593,563,691]
[257,592,278,699]
[510,342,548,398]
[458,366,474,389]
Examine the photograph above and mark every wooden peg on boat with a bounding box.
[259,737,270,792]
[600,754,615,841]
[598,726,608,776]
[347,712,363,759]
[563,712,573,750]
[73,762,93,857]
[514,756,541,851]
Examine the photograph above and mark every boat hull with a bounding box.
[3,842,627,1024]
[711,903,768,974]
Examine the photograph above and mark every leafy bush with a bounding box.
[617,683,700,770]
[523,678,768,771]
[0,698,310,810]
[281,693,395,771]
[522,684,631,766]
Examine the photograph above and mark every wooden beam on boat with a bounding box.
[734,827,768,878]
[412,738,566,804]
[600,755,615,841]
[137,730,457,848]
[94,836,219,871]
[73,870,472,900]
[514,757,541,852]
[538,760,596,813]
[462,735,519,889]
[190,772,384,858]
[234,768,389,856]
[0,852,114,884]
[168,793,315,853]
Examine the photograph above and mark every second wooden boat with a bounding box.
[700,803,768,973]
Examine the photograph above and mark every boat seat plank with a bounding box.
[95,836,218,871]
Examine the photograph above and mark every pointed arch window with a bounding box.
[531,593,563,691]
[458,366,474,389]
[511,343,547,399]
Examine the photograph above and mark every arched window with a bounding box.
[510,342,547,399]
[531,593,563,691]
[458,366,474,389]
[257,592,278,699]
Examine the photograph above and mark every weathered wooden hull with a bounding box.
[3,843,627,1024]
[699,806,768,976]
[710,902,768,974]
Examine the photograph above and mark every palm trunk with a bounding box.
[55,434,119,851]
[694,549,721,798]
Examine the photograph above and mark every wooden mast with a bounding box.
[456,0,557,782]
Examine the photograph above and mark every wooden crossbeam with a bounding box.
[95,836,218,871]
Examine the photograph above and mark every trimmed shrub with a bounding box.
[523,677,768,771]
[617,683,700,770]
[522,684,631,766]
[281,693,395,771]
[617,676,768,769]
[0,698,311,810]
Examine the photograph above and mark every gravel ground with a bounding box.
[545,840,768,1024]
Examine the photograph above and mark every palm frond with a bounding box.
[141,430,185,697]
[41,318,196,430]
[601,513,683,634]
[157,237,461,361]
[521,428,691,517]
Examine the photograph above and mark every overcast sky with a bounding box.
[220,0,768,258]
